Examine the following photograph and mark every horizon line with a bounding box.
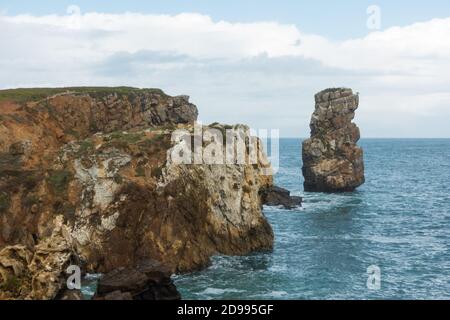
[278,137,450,139]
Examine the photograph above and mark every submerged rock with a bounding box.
[260,186,302,209]
[93,260,180,300]
[302,88,365,192]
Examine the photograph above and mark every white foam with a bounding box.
[271,291,288,298]
[84,273,102,280]
[198,288,246,295]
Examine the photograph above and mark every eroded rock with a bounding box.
[302,88,365,192]
[51,125,274,274]
[93,259,180,300]
[0,216,74,300]
[260,186,302,209]
[0,88,275,299]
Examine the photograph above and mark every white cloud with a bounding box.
[1,12,303,59]
[0,11,449,137]
[299,18,450,73]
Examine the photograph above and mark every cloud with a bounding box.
[298,18,450,73]
[0,11,449,137]
[0,12,303,59]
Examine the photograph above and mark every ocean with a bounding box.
[173,139,450,300]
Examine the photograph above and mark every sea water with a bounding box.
[174,139,450,300]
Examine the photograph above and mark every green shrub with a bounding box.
[138,134,171,152]
[0,192,10,212]
[47,170,72,194]
[108,131,143,144]
[77,139,94,155]
[135,166,146,177]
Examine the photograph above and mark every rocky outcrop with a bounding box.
[302,88,365,192]
[260,186,302,209]
[57,126,273,274]
[0,87,274,299]
[0,88,197,162]
[0,216,75,300]
[93,260,180,300]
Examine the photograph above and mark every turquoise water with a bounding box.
[174,139,450,300]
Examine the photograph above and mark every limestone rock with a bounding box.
[48,124,273,274]
[302,88,365,192]
[0,88,275,299]
[0,217,74,300]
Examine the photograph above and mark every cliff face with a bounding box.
[0,88,273,299]
[302,88,365,192]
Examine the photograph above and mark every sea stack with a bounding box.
[302,88,365,192]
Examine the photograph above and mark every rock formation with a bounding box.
[93,260,180,300]
[260,186,302,209]
[0,216,75,299]
[302,88,365,192]
[0,87,274,299]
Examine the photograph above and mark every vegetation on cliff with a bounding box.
[0,88,274,299]
[0,87,165,103]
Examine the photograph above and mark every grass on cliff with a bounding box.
[77,139,95,156]
[0,192,10,212]
[108,131,144,144]
[0,87,166,103]
[135,166,146,177]
[47,170,72,195]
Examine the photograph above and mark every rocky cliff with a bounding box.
[0,87,274,299]
[302,88,365,192]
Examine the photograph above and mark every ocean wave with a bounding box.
[197,288,246,296]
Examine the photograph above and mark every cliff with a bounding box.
[302,88,365,192]
[0,87,274,299]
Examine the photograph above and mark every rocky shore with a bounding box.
[0,87,280,299]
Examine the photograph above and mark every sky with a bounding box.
[0,0,450,137]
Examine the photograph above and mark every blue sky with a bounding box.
[1,1,450,137]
